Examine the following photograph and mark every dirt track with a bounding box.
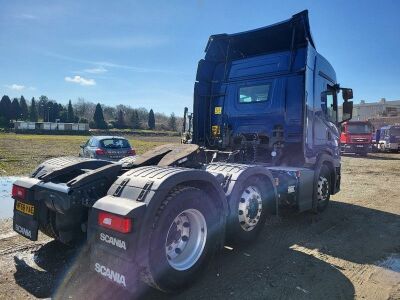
[0,153,399,299]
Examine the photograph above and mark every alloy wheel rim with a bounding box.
[165,209,207,271]
[238,186,263,232]
[317,176,329,204]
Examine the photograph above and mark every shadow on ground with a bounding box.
[13,240,84,298]
[14,201,400,299]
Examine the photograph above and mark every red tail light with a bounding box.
[95,148,107,155]
[98,211,132,233]
[126,149,136,156]
[12,185,26,200]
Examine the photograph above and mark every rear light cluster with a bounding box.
[95,148,107,155]
[12,185,26,200]
[126,149,136,156]
[98,211,132,233]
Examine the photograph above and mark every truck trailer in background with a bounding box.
[373,125,400,152]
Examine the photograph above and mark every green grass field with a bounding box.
[0,133,180,176]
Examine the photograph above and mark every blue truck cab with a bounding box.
[193,11,352,171]
[375,125,400,152]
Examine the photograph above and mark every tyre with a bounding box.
[227,176,272,245]
[39,210,85,246]
[313,164,331,212]
[39,210,59,239]
[144,186,221,292]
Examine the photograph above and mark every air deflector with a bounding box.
[204,10,315,62]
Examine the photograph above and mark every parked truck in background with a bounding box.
[340,121,373,156]
[373,125,400,152]
[11,11,353,293]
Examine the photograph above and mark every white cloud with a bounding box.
[5,84,25,91]
[72,36,168,49]
[83,66,108,74]
[44,51,190,75]
[65,75,96,86]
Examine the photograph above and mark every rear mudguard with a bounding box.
[31,156,114,182]
[89,166,228,273]
[206,163,278,216]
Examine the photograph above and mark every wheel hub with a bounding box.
[317,176,329,203]
[165,209,207,271]
[248,198,259,219]
[238,186,263,232]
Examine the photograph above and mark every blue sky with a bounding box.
[1,0,399,114]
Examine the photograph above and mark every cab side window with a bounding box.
[239,84,270,103]
[321,85,337,123]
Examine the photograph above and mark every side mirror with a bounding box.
[341,88,353,101]
[341,101,353,123]
[80,144,85,149]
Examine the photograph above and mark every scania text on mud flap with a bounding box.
[12,10,353,293]
[99,232,127,250]
[14,224,33,239]
[94,263,127,287]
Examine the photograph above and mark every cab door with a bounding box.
[313,79,340,157]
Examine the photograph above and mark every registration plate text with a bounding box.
[16,201,35,216]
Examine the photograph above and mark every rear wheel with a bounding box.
[40,210,85,246]
[227,176,272,245]
[39,210,58,239]
[144,186,221,292]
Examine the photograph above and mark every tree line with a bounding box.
[0,95,181,131]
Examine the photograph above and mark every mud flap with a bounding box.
[13,211,39,241]
[90,247,138,291]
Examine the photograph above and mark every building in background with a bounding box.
[14,121,89,133]
[353,98,400,120]
[339,98,400,128]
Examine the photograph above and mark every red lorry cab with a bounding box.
[340,121,373,155]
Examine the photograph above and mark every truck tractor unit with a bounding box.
[11,11,353,293]
[373,125,400,152]
[340,121,373,156]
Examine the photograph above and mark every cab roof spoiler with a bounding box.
[204,10,315,62]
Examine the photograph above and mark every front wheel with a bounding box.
[314,165,331,212]
[144,186,221,292]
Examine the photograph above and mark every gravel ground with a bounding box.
[0,153,399,299]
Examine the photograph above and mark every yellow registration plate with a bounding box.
[16,201,35,216]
